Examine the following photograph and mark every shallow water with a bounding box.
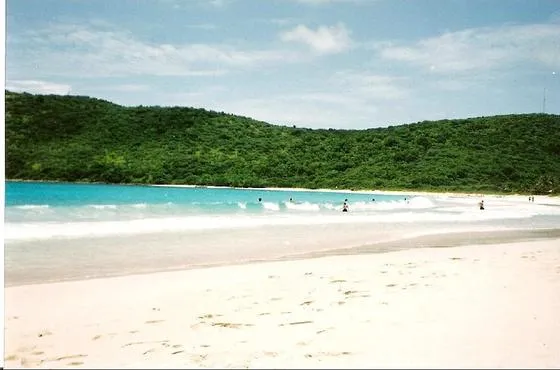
[5,181,560,286]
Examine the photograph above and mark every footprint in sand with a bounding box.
[38,329,53,338]
[145,319,165,324]
[5,354,19,361]
[122,340,169,348]
[55,354,88,361]
[330,279,346,283]
[279,320,313,327]
[305,351,351,359]
[91,333,117,341]
[210,322,254,329]
[198,313,222,320]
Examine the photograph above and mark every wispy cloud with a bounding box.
[5,80,72,94]
[162,0,233,9]
[104,84,151,92]
[209,70,409,128]
[266,17,299,27]
[280,23,353,54]
[330,71,410,100]
[207,0,232,7]
[187,23,217,30]
[218,95,371,128]
[293,0,368,4]
[377,23,560,73]
[7,22,303,78]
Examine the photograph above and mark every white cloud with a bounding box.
[163,0,233,9]
[105,84,150,92]
[211,71,408,128]
[5,80,72,95]
[280,23,352,54]
[8,23,302,78]
[293,0,367,4]
[219,95,373,128]
[378,23,560,73]
[330,71,410,100]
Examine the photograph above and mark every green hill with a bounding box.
[5,90,560,194]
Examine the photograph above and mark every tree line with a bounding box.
[5,90,560,194]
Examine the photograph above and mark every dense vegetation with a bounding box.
[5,91,560,194]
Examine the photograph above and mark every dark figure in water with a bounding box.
[479,200,484,210]
[258,197,262,202]
[342,202,349,212]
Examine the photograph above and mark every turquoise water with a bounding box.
[6,181,560,242]
[5,181,560,286]
[5,181,402,211]
[5,181,414,239]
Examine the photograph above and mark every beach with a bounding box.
[4,184,560,368]
[5,235,560,368]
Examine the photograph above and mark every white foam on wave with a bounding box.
[5,201,552,242]
[323,202,342,211]
[355,196,435,211]
[13,205,50,210]
[5,215,301,241]
[284,201,320,211]
[408,196,436,209]
[262,202,280,211]
[89,204,118,210]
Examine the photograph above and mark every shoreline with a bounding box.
[5,236,560,368]
[278,227,560,261]
[6,178,558,198]
[6,227,560,289]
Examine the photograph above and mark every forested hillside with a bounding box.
[5,91,560,194]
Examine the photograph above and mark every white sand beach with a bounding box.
[4,237,560,369]
[153,183,560,204]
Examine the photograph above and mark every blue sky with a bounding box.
[5,0,560,129]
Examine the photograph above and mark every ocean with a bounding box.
[5,181,560,286]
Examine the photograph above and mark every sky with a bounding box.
[5,0,560,129]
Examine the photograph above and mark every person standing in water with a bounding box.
[479,200,484,210]
[342,201,349,212]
